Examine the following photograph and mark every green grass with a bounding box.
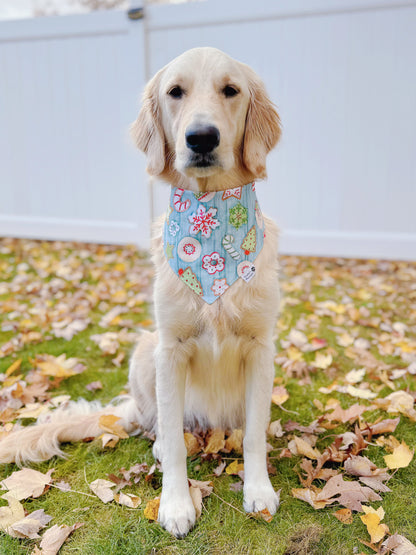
[0,241,415,554]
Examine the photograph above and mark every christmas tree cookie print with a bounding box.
[178,267,203,296]
[241,225,257,255]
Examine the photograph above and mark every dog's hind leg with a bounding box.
[128,330,158,437]
[242,340,280,515]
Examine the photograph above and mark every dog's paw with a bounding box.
[243,481,280,515]
[158,490,196,538]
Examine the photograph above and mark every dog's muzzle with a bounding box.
[185,125,220,168]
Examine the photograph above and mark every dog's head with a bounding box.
[131,47,281,185]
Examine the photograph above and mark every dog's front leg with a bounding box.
[155,343,195,538]
[243,342,280,515]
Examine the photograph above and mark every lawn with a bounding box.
[0,238,415,554]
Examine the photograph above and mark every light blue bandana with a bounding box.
[163,182,265,304]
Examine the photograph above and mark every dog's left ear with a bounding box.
[242,70,281,178]
[130,70,166,176]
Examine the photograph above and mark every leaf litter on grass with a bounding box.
[0,240,416,552]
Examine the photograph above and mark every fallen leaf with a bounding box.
[271,386,289,405]
[114,492,141,508]
[225,429,243,453]
[333,508,353,524]
[268,419,284,438]
[184,432,201,456]
[8,508,52,539]
[381,533,416,554]
[143,497,160,520]
[98,415,129,439]
[1,468,54,500]
[384,441,414,469]
[311,353,333,369]
[360,505,388,544]
[89,479,115,503]
[39,522,84,555]
[293,437,321,460]
[225,461,244,475]
[204,429,225,454]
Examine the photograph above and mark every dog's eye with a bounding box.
[168,86,184,99]
[223,85,239,98]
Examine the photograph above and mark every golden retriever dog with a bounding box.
[0,47,281,538]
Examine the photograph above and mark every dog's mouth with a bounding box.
[186,153,218,169]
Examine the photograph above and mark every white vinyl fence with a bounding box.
[1,0,416,259]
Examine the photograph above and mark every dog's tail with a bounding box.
[0,396,142,466]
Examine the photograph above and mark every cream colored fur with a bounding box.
[0,47,282,539]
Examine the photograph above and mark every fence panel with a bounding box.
[0,11,148,245]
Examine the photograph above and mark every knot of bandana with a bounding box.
[163,182,265,304]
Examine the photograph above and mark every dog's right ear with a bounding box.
[130,71,166,176]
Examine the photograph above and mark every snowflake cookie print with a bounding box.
[188,205,220,238]
[228,202,248,230]
[211,278,229,297]
[202,252,225,275]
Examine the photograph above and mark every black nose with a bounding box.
[185,125,220,154]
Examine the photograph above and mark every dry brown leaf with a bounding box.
[316,474,382,511]
[89,479,115,503]
[251,507,273,523]
[268,419,284,438]
[114,492,141,508]
[189,485,203,519]
[333,508,353,524]
[381,533,416,554]
[325,403,368,423]
[1,468,54,500]
[292,487,329,509]
[0,494,25,534]
[38,522,84,555]
[188,479,213,499]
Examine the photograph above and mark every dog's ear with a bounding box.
[242,71,281,178]
[130,71,166,176]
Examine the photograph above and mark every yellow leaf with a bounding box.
[271,386,289,405]
[36,361,75,378]
[287,346,303,361]
[384,441,414,469]
[360,507,388,544]
[5,359,22,377]
[184,433,200,456]
[204,429,225,454]
[311,353,333,370]
[294,437,321,460]
[225,429,243,453]
[98,415,129,439]
[225,461,244,475]
[143,497,160,521]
